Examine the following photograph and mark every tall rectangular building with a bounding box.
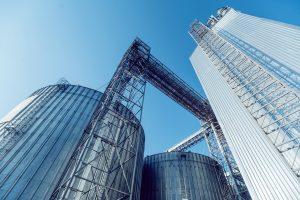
[189,7,300,199]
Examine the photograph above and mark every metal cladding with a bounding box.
[189,7,300,199]
[140,152,226,200]
[0,84,101,199]
[212,8,300,91]
[52,97,145,200]
[0,84,145,200]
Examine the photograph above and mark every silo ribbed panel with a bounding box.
[190,47,300,200]
[212,9,300,75]
[141,152,225,200]
[211,9,300,93]
[0,85,101,199]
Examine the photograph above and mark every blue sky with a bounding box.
[1,0,300,156]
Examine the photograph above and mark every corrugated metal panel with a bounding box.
[190,47,300,199]
[211,8,300,93]
[0,85,101,199]
[50,87,145,200]
[140,152,225,200]
[212,9,300,75]
[0,95,37,123]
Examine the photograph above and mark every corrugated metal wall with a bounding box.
[51,88,145,200]
[212,8,300,75]
[0,84,146,200]
[0,85,101,199]
[53,110,145,200]
[190,47,300,199]
[140,152,225,200]
[212,8,300,91]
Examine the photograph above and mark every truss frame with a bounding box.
[50,37,251,199]
[51,41,147,200]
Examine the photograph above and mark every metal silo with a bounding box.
[0,84,101,199]
[140,152,226,200]
[0,83,145,200]
[51,99,145,200]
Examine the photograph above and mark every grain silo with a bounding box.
[140,152,226,200]
[0,83,145,200]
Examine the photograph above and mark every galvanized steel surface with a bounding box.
[213,8,300,91]
[0,84,146,200]
[190,46,300,199]
[140,152,225,200]
[0,84,101,199]
[189,8,300,199]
